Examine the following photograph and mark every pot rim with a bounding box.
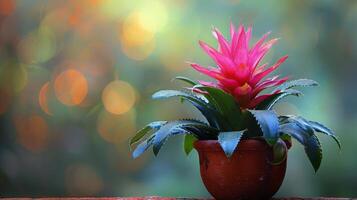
[194,138,271,152]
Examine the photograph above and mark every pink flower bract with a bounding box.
[190,24,288,109]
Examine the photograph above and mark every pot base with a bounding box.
[194,139,287,200]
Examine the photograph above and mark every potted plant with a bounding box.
[130,24,340,200]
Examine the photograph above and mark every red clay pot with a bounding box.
[194,139,289,200]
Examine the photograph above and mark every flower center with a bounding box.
[235,82,252,96]
[238,63,246,70]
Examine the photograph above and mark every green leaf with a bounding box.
[280,115,315,135]
[308,120,341,149]
[280,133,292,142]
[173,76,197,86]
[273,79,318,93]
[278,118,323,172]
[278,115,291,124]
[255,89,302,110]
[247,110,280,145]
[194,85,242,130]
[132,119,213,158]
[152,90,206,103]
[130,121,167,147]
[218,130,245,158]
[180,123,218,140]
[271,138,288,165]
[152,90,226,129]
[152,121,192,156]
[184,134,198,155]
[305,134,323,172]
[279,123,308,144]
[294,117,315,134]
[152,119,215,156]
[257,79,318,110]
[132,135,155,159]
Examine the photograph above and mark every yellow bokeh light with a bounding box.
[17,26,57,64]
[54,69,88,106]
[40,7,69,38]
[14,115,49,152]
[38,81,52,116]
[100,0,132,19]
[118,0,168,60]
[119,11,157,60]
[97,109,136,144]
[121,39,156,60]
[121,11,154,47]
[137,0,168,33]
[101,80,136,115]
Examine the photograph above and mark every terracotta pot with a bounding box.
[194,139,289,200]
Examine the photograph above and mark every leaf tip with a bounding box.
[132,150,140,159]
[313,166,320,173]
[311,158,321,173]
[153,145,161,157]
[312,80,319,86]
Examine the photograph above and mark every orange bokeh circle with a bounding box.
[54,69,88,106]
[38,81,52,115]
[101,80,136,115]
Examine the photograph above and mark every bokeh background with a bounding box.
[0,0,356,197]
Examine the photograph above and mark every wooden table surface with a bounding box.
[0,197,355,200]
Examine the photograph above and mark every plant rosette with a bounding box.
[130,24,340,200]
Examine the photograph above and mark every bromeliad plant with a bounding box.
[130,24,340,172]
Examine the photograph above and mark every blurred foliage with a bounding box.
[0,0,356,197]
